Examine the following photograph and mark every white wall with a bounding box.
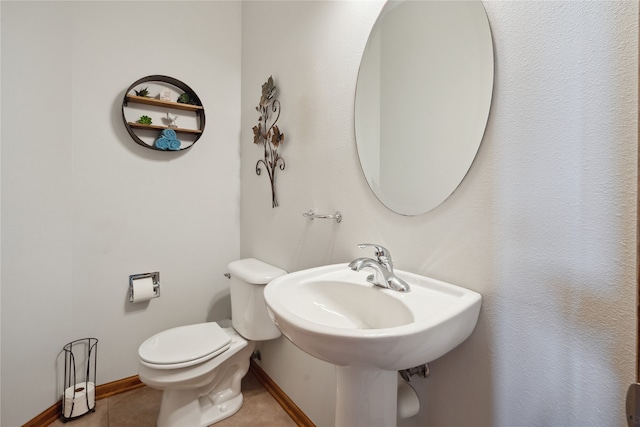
[1,1,636,426]
[1,2,241,425]
[241,1,638,426]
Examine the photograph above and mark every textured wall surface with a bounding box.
[241,1,638,426]
[1,2,241,425]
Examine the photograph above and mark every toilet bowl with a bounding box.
[137,259,286,427]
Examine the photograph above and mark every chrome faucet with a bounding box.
[348,243,411,292]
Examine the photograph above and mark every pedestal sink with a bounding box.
[264,263,481,427]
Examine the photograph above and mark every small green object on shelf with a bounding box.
[137,115,152,125]
[177,93,191,104]
[177,92,200,106]
[134,87,150,97]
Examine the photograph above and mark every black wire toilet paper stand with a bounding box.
[62,338,98,422]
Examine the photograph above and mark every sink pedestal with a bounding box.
[335,364,398,427]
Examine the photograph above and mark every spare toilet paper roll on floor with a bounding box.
[63,382,95,418]
[131,276,156,302]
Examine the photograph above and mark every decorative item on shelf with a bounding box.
[137,115,152,125]
[163,112,178,128]
[177,92,200,106]
[253,76,285,208]
[134,87,150,97]
[155,128,181,151]
[160,89,172,102]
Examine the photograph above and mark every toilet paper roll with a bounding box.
[397,381,420,419]
[131,277,156,302]
[63,382,95,418]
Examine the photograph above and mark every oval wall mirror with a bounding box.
[354,0,494,215]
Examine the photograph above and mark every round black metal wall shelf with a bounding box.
[122,75,206,151]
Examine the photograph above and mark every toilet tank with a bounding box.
[228,258,287,341]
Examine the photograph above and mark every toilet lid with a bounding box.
[139,323,231,366]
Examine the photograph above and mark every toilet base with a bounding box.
[139,327,255,427]
[158,388,244,427]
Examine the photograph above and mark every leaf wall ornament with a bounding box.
[254,76,285,208]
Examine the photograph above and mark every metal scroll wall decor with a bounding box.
[253,76,285,208]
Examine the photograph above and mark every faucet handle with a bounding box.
[357,243,393,268]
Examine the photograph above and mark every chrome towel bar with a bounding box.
[303,209,342,223]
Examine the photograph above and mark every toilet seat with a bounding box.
[139,323,231,370]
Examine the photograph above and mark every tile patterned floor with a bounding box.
[50,372,298,427]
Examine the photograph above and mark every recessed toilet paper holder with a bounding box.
[129,271,160,302]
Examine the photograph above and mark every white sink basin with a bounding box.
[264,263,481,371]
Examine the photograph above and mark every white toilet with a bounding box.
[137,258,286,427]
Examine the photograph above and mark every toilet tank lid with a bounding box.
[228,258,287,284]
